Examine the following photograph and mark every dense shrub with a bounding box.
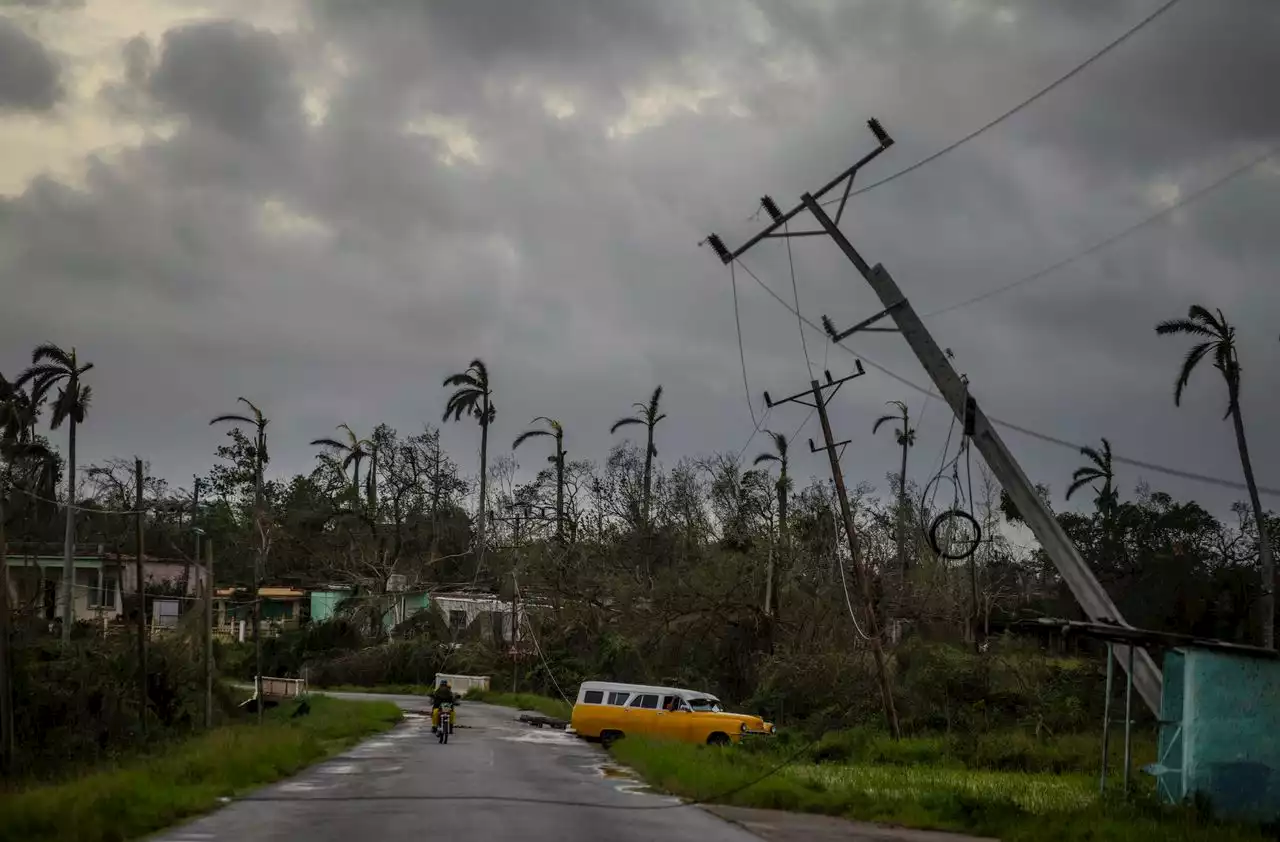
[216,619,369,681]
[306,639,500,688]
[8,633,231,781]
[748,635,1104,736]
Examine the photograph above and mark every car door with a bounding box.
[656,694,695,742]
[626,693,661,736]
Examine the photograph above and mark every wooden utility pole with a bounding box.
[0,483,15,774]
[492,501,543,693]
[252,449,264,726]
[895,406,910,579]
[511,569,519,693]
[189,479,200,593]
[134,458,147,736]
[702,116,1161,715]
[204,538,214,729]
[761,369,901,739]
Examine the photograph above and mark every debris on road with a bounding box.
[518,713,569,730]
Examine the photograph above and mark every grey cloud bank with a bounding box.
[0,0,1276,519]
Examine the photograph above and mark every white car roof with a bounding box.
[578,680,720,701]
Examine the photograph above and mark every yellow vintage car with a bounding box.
[570,681,775,747]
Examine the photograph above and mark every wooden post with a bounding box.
[134,458,147,736]
[810,381,901,739]
[205,538,214,730]
[0,485,15,774]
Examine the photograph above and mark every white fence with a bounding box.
[434,673,490,696]
[258,676,308,699]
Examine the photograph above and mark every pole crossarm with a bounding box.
[822,307,903,341]
[703,118,893,264]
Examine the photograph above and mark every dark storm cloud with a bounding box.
[0,16,62,112]
[0,0,1276,517]
[148,19,303,140]
[0,0,83,8]
[1018,0,1280,179]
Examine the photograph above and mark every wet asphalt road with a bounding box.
[151,691,762,842]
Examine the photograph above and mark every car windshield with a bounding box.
[686,697,722,712]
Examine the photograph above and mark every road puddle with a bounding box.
[501,727,578,746]
[591,761,663,797]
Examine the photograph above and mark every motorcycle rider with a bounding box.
[432,680,456,732]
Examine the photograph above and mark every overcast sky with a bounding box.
[1,0,1277,520]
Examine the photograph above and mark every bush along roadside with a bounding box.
[608,736,1270,842]
[0,695,402,842]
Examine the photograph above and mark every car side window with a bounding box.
[583,690,604,704]
[661,695,682,711]
[630,694,659,709]
[607,691,630,706]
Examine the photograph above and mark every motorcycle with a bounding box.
[433,702,455,744]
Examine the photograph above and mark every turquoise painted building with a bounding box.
[309,587,431,633]
[1154,647,1280,823]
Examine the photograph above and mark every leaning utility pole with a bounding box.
[703,117,1162,715]
[134,458,147,736]
[761,368,901,739]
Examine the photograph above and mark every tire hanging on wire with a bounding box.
[928,508,981,560]
[920,421,982,562]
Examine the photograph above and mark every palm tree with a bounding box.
[210,398,269,720]
[1156,305,1274,648]
[311,424,375,511]
[16,344,92,644]
[1066,437,1117,514]
[610,385,666,529]
[873,400,915,578]
[513,417,566,542]
[443,360,495,559]
[752,431,790,617]
[0,374,44,446]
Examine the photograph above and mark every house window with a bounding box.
[449,609,467,633]
[90,577,117,608]
[583,690,604,704]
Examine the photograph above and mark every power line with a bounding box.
[782,221,814,378]
[731,259,1280,499]
[514,575,570,706]
[820,0,1185,204]
[728,262,759,428]
[6,483,150,515]
[732,403,771,464]
[921,142,1280,317]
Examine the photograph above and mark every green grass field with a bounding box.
[610,735,1270,842]
[0,696,402,842]
[464,689,573,721]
